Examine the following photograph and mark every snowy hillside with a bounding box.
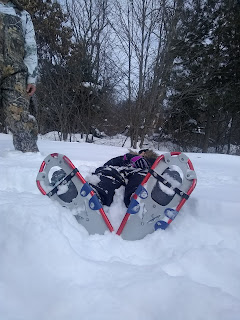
[0,133,240,320]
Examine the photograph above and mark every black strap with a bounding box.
[174,187,189,200]
[149,169,189,200]
[47,168,79,197]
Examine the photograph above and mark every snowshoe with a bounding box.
[36,153,113,235]
[117,152,197,240]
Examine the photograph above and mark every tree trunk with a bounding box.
[227,117,233,154]
[202,113,211,153]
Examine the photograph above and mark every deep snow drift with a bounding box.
[0,133,240,320]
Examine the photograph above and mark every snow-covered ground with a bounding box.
[0,132,240,320]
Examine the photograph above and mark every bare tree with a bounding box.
[138,0,184,147]
[110,0,162,148]
[63,0,115,140]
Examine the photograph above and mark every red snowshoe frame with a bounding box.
[36,153,113,233]
[117,152,197,236]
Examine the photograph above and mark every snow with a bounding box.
[158,169,182,196]
[0,132,240,320]
[56,183,70,195]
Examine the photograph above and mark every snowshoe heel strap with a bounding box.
[48,168,79,197]
[149,168,189,200]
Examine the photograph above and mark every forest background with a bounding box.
[5,0,240,154]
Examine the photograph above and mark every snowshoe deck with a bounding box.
[117,152,197,240]
[36,153,113,235]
